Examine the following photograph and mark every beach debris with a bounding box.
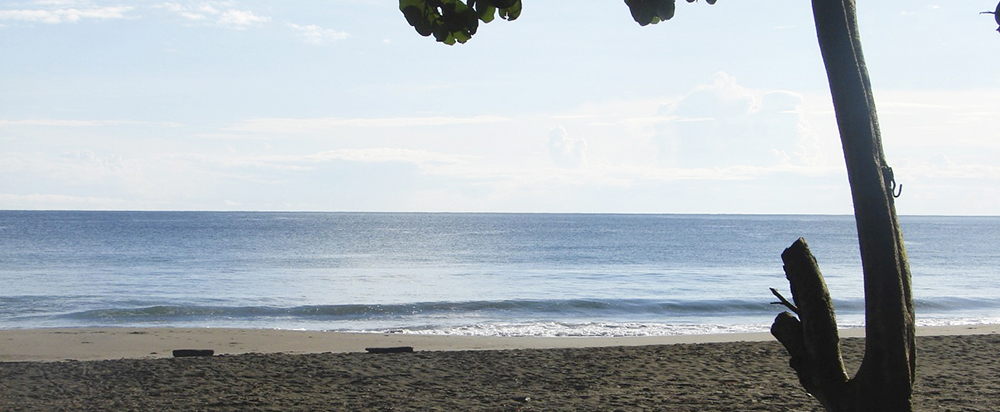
[172,349,215,357]
[364,346,414,354]
[769,287,799,315]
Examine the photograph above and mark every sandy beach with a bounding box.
[2,325,998,411]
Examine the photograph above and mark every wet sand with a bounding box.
[1,326,998,411]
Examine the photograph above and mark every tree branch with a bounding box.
[769,287,799,315]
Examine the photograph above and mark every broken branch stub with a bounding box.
[771,238,849,410]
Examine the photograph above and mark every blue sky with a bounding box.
[2,0,999,214]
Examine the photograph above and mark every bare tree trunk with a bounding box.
[771,0,916,411]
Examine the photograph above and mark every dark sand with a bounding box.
[2,333,999,411]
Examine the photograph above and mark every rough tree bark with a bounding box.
[770,0,916,411]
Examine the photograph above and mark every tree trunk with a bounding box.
[771,0,916,411]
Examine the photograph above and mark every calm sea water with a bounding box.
[1,211,998,336]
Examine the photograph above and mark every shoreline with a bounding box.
[3,324,997,362]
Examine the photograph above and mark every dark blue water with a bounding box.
[1,211,997,336]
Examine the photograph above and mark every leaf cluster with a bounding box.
[400,0,720,45]
[399,0,522,45]
[624,0,717,27]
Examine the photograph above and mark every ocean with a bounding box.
[1,211,998,337]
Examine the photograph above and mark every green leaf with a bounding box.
[498,0,521,21]
[653,0,675,21]
[625,0,654,26]
[399,0,425,11]
[453,30,472,43]
[624,0,676,26]
[474,2,496,23]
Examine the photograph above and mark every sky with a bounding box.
[2,0,999,214]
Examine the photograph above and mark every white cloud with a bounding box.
[157,2,206,20]
[227,115,510,134]
[158,3,186,13]
[218,146,829,190]
[288,22,349,45]
[548,125,587,168]
[197,3,220,15]
[156,2,270,30]
[0,193,131,210]
[0,5,133,23]
[302,148,458,165]
[875,89,1000,150]
[174,148,469,177]
[179,11,206,20]
[653,72,823,169]
[898,154,1000,181]
[0,118,180,127]
[1,150,137,185]
[33,0,93,5]
[217,9,269,29]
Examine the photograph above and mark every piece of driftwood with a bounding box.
[771,238,848,410]
[365,346,414,354]
[172,349,215,357]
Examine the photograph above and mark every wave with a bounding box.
[58,298,798,322]
[53,296,997,323]
[0,296,986,335]
[396,321,779,337]
[48,299,799,336]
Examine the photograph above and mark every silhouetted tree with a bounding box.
[400,1,917,411]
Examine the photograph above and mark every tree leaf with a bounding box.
[625,0,655,26]
[653,0,676,21]
[475,2,497,23]
[498,0,521,21]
